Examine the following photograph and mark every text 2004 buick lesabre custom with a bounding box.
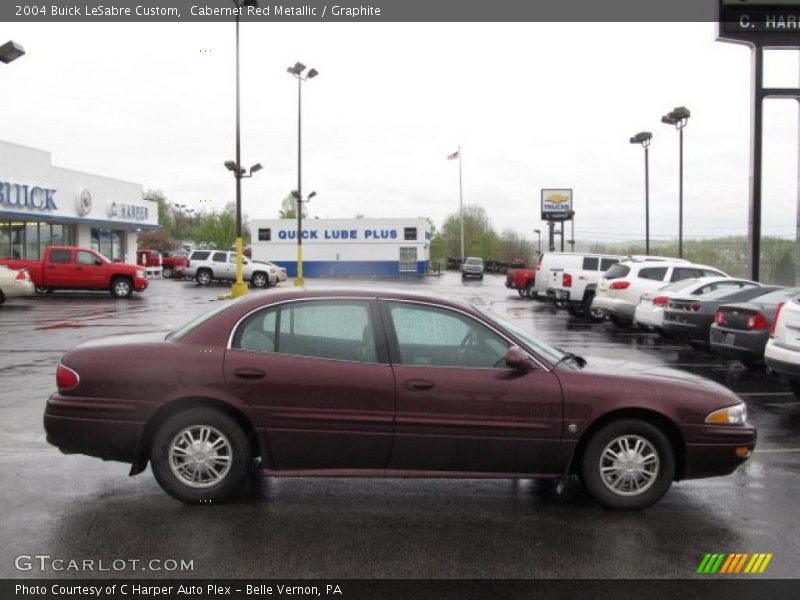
[44,289,756,509]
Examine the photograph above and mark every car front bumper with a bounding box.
[682,423,757,479]
[133,276,148,292]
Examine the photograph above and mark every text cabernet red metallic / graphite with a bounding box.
[32,4,383,19]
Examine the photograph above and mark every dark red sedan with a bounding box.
[44,289,756,509]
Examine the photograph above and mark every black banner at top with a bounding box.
[2,0,723,23]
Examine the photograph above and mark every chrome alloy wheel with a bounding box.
[113,280,131,297]
[598,434,660,497]
[168,425,233,488]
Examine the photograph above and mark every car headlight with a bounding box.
[136,269,146,278]
[705,404,747,425]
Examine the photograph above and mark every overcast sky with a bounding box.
[2,22,800,244]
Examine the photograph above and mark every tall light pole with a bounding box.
[225,0,260,298]
[287,61,318,286]
[661,106,690,258]
[533,229,541,258]
[630,131,652,255]
[0,41,25,64]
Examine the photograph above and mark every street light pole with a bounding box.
[661,106,690,259]
[287,62,318,286]
[630,131,652,255]
[224,2,260,298]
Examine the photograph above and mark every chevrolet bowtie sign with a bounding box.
[718,0,800,47]
[541,189,574,222]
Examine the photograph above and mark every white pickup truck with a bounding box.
[548,255,621,317]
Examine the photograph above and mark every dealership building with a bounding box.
[0,140,158,263]
[251,218,432,277]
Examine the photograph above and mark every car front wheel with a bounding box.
[580,419,675,510]
[162,266,173,279]
[150,408,250,504]
[250,272,268,288]
[110,277,133,298]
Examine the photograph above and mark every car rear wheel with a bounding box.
[740,359,763,371]
[788,379,800,400]
[34,286,52,295]
[196,269,212,286]
[150,408,250,504]
[517,289,528,298]
[110,277,133,298]
[525,282,536,300]
[0,290,5,305]
[251,272,268,288]
[580,419,675,510]
[162,266,173,279]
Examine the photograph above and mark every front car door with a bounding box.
[75,249,107,287]
[381,299,563,475]
[224,298,396,470]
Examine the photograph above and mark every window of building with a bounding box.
[0,221,74,259]
[404,227,417,241]
[399,247,418,272]
[258,228,271,241]
[90,228,125,262]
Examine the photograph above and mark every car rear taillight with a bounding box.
[747,312,768,331]
[186,259,190,268]
[562,273,572,288]
[535,263,541,272]
[15,269,30,282]
[770,302,785,338]
[714,308,727,326]
[653,296,669,307]
[56,363,80,392]
[609,281,630,290]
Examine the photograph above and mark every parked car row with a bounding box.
[513,250,800,397]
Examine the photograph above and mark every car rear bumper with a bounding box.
[2,280,35,298]
[591,295,635,320]
[44,393,144,463]
[765,342,800,379]
[662,316,710,341]
[634,306,663,328]
[709,326,766,361]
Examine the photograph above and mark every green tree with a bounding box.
[279,193,307,219]
[197,210,237,250]
[143,189,174,235]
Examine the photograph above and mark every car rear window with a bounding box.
[190,250,210,261]
[600,258,618,270]
[638,267,668,281]
[604,264,630,280]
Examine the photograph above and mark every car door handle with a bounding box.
[403,379,435,391]
[234,368,266,380]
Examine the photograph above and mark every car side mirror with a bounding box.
[505,345,534,371]
[94,259,103,266]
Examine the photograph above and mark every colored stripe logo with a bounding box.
[697,553,773,574]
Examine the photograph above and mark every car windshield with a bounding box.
[475,307,566,365]
[465,258,482,265]
[167,300,242,341]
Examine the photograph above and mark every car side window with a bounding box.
[278,300,378,363]
[670,267,704,282]
[582,257,599,270]
[48,249,71,264]
[703,269,725,278]
[232,308,278,353]
[76,251,98,265]
[387,302,509,368]
[638,267,668,281]
[212,252,227,263]
[191,251,210,261]
[600,258,618,271]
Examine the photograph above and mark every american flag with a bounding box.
[447,150,459,160]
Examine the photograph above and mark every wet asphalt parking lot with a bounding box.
[1,272,798,579]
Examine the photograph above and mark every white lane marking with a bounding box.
[754,448,800,454]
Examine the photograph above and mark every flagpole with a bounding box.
[458,144,464,262]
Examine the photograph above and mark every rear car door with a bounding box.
[211,251,230,280]
[224,298,396,470]
[43,248,73,288]
[381,299,562,475]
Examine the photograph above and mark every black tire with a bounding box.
[740,359,763,371]
[583,294,601,321]
[250,272,269,289]
[110,277,133,299]
[0,290,5,305]
[479,274,484,280]
[580,419,675,510]
[150,408,251,504]
[34,286,52,295]
[567,304,580,317]
[461,274,466,281]
[525,281,536,300]
[609,314,632,328]
[789,379,800,400]
[196,269,213,286]
[162,266,173,279]
[517,288,528,298]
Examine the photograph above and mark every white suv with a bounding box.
[764,296,800,398]
[184,250,276,288]
[591,259,728,326]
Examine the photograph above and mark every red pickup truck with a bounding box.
[505,262,539,298]
[0,246,148,298]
